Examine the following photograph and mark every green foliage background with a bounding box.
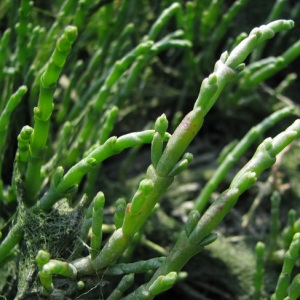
[0,0,300,299]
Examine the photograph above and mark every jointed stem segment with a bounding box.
[24,26,78,207]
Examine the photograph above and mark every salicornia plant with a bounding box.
[1,1,300,299]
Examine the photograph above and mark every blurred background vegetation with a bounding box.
[0,0,300,299]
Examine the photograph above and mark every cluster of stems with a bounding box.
[32,19,300,298]
[0,1,300,299]
[271,233,300,300]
